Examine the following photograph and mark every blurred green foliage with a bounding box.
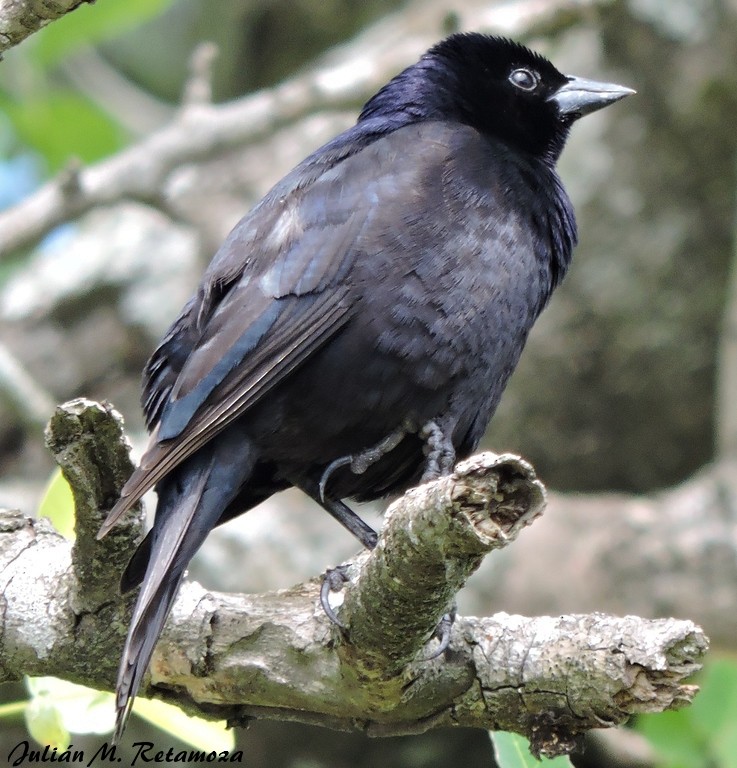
[0,675,236,752]
[0,91,122,174]
[37,467,75,539]
[0,0,176,173]
[635,657,737,768]
[29,0,176,70]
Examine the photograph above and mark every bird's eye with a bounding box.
[509,68,539,91]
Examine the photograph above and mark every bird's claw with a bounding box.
[320,564,351,628]
[319,457,351,502]
[423,606,457,660]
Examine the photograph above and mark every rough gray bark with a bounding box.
[0,400,706,758]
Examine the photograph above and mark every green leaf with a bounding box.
[26,677,116,735]
[636,709,706,768]
[37,468,75,540]
[21,677,233,750]
[32,0,178,70]
[491,731,575,767]
[131,697,235,752]
[681,657,737,768]
[687,658,737,738]
[0,700,29,718]
[24,687,69,749]
[0,91,125,172]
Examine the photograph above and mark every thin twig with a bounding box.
[0,341,56,428]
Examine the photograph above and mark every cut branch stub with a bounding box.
[44,398,143,614]
[337,453,546,677]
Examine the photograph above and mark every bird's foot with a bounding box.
[419,419,456,482]
[319,421,413,501]
[423,604,457,660]
[320,564,351,628]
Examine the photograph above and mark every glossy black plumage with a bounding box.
[99,33,633,739]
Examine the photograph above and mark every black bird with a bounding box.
[99,33,633,739]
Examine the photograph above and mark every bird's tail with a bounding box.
[113,430,256,743]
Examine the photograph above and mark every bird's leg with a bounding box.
[292,476,378,625]
[314,421,407,614]
[319,420,413,501]
[294,476,378,550]
[318,456,352,502]
[309,420,457,641]
[320,433,456,655]
[419,419,456,482]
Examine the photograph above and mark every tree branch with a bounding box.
[0,400,706,758]
[43,399,144,613]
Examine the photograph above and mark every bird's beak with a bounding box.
[550,76,635,118]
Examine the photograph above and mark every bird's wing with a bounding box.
[99,124,457,536]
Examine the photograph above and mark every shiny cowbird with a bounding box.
[99,33,633,739]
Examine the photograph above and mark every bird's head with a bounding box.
[361,33,634,164]
[428,33,635,162]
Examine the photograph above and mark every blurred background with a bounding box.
[1,0,736,766]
